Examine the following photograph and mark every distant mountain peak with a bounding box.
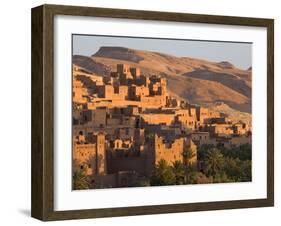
[94,46,132,54]
[217,61,235,69]
[93,46,144,63]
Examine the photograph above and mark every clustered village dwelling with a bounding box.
[72,64,251,188]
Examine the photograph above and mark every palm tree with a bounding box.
[182,148,196,167]
[182,148,197,184]
[205,148,224,177]
[73,170,90,190]
[172,160,185,184]
[150,159,176,186]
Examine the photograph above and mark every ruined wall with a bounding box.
[118,85,129,100]
[209,124,234,137]
[73,133,107,176]
[175,109,197,129]
[233,123,248,135]
[140,113,175,125]
[82,108,107,127]
[129,85,150,100]
[140,95,166,108]
[73,144,97,176]
[154,135,184,165]
[108,156,146,176]
[73,80,88,103]
[230,136,251,146]
[118,127,136,139]
[87,98,166,110]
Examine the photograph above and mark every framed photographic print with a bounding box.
[31,4,274,221]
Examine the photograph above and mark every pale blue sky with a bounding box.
[73,34,252,70]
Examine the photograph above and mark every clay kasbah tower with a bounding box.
[72,62,252,189]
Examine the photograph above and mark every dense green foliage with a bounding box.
[150,144,252,186]
[73,169,90,190]
[172,160,185,185]
[221,144,252,161]
[150,159,176,186]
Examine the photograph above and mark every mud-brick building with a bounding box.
[73,132,107,176]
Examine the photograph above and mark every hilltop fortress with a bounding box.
[72,64,251,188]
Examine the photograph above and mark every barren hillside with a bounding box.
[73,46,252,113]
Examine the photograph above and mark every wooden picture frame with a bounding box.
[31,4,274,221]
